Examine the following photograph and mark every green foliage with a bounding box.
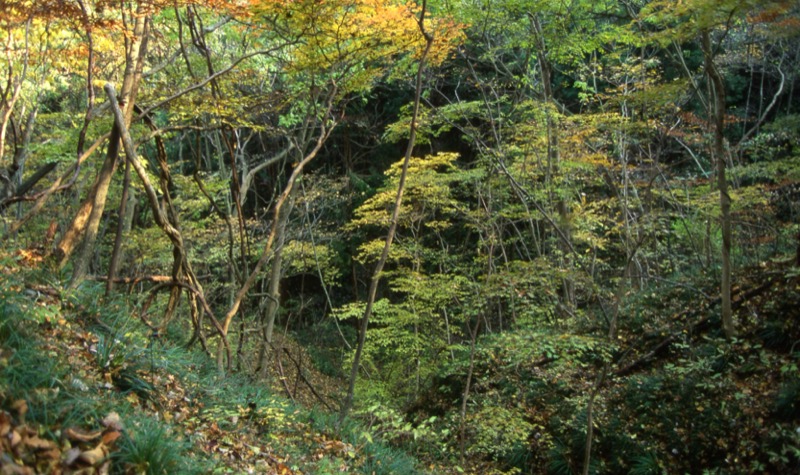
[482,259,562,327]
[4,0,800,473]
[283,240,343,285]
[629,452,664,475]
[358,403,443,451]
[641,0,765,44]
[466,405,533,460]
[760,423,800,471]
[113,418,199,475]
[347,152,466,239]
[356,443,418,475]
[773,378,800,420]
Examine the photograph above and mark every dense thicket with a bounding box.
[2,0,799,473]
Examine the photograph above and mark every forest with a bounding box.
[1,0,799,473]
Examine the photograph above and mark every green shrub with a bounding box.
[357,442,418,475]
[774,379,800,420]
[629,452,663,475]
[113,418,199,475]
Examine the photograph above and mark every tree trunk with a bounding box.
[67,124,120,287]
[532,14,575,313]
[702,30,735,339]
[56,13,150,272]
[106,156,130,294]
[219,83,338,373]
[0,19,30,167]
[459,315,481,465]
[339,3,434,425]
[264,198,293,347]
[0,108,37,213]
[104,83,226,357]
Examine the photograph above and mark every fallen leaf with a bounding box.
[63,447,82,466]
[0,459,33,474]
[101,430,121,445]
[9,429,22,448]
[0,411,11,437]
[64,427,103,443]
[25,435,57,451]
[79,444,109,465]
[10,400,27,423]
[37,447,61,462]
[101,412,123,431]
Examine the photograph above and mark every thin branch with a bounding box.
[136,45,295,120]
[739,62,785,145]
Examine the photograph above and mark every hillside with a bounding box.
[1,249,430,474]
[2,251,799,473]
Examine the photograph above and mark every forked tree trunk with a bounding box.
[104,83,226,357]
[258,196,293,373]
[58,12,149,275]
[219,93,337,372]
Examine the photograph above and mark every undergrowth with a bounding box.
[0,252,423,474]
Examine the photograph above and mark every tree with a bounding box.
[641,0,797,338]
[339,0,437,424]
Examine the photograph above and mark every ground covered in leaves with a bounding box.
[0,249,420,474]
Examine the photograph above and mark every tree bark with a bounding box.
[258,196,294,375]
[0,109,37,212]
[106,145,132,295]
[459,316,481,465]
[67,125,121,288]
[0,19,30,167]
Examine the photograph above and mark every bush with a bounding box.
[113,418,199,475]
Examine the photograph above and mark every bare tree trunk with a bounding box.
[67,124,120,288]
[57,13,150,272]
[67,16,150,286]
[53,0,98,265]
[1,108,36,213]
[702,31,735,339]
[459,316,481,465]
[0,19,30,167]
[339,3,435,425]
[263,198,293,351]
[10,110,36,192]
[582,367,607,475]
[106,156,130,295]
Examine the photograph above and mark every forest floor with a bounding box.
[2,246,799,474]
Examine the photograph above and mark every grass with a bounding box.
[113,418,202,475]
